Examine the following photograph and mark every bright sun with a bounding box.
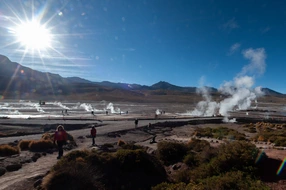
[15,20,52,50]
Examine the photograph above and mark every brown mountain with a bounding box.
[0,54,284,103]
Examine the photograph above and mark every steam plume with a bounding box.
[191,47,266,119]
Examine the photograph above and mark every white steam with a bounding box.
[191,47,266,119]
[106,103,121,114]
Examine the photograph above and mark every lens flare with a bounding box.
[15,20,52,50]
[277,157,286,175]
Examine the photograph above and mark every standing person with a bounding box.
[135,118,139,128]
[90,126,97,146]
[54,125,67,159]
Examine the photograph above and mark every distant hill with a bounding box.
[261,88,284,96]
[0,54,284,102]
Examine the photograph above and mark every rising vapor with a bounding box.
[191,47,266,120]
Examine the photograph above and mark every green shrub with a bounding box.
[156,141,188,165]
[18,140,33,150]
[49,148,167,190]
[121,143,144,150]
[42,161,103,190]
[193,127,246,140]
[199,171,269,190]
[0,144,19,156]
[152,182,188,190]
[28,140,54,152]
[183,152,199,167]
[53,150,90,171]
[187,139,210,152]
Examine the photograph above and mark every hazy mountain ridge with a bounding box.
[0,54,284,101]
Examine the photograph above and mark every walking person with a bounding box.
[90,126,97,146]
[135,118,139,128]
[54,125,67,159]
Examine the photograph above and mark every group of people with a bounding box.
[53,124,97,159]
[54,118,146,159]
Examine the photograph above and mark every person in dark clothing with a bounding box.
[54,125,67,159]
[135,118,139,128]
[90,126,97,146]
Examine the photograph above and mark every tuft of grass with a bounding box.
[42,133,53,140]
[117,139,126,146]
[28,140,54,152]
[0,144,19,157]
[156,141,188,165]
[18,140,33,151]
[193,126,246,140]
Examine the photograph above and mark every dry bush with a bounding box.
[18,140,33,151]
[28,140,54,152]
[42,162,103,190]
[42,133,53,140]
[117,139,126,146]
[0,144,19,157]
[45,148,166,190]
[156,141,188,165]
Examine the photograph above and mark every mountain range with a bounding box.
[0,54,284,102]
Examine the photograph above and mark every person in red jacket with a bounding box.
[54,125,67,159]
[90,126,97,146]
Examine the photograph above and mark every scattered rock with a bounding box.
[46,149,54,154]
[33,179,42,188]
[146,147,155,155]
[32,153,41,162]
[172,164,181,170]
[0,167,6,176]
[6,163,22,171]
[77,136,85,139]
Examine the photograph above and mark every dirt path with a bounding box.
[0,118,166,190]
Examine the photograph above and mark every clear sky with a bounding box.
[0,0,285,93]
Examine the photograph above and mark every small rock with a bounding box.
[6,163,22,171]
[77,136,85,139]
[33,179,42,188]
[172,164,181,170]
[0,167,6,176]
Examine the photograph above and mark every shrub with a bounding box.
[42,162,103,190]
[18,140,33,151]
[117,139,126,146]
[192,127,246,140]
[121,143,144,150]
[42,133,53,140]
[156,141,188,165]
[28,140,54,152]
[183,152,199,167]
[214,141,259,174]
[0,144,19,156]
[199,171,269,190]
[187,138,210,152]
[152,182,188,190]
[53,150,90,171]
[48,148,167,190]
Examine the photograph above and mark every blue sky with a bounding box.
[0,0,286,93]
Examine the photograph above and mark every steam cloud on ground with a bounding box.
[190,48,266,121]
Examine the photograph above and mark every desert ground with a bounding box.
[1,100,286,189]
